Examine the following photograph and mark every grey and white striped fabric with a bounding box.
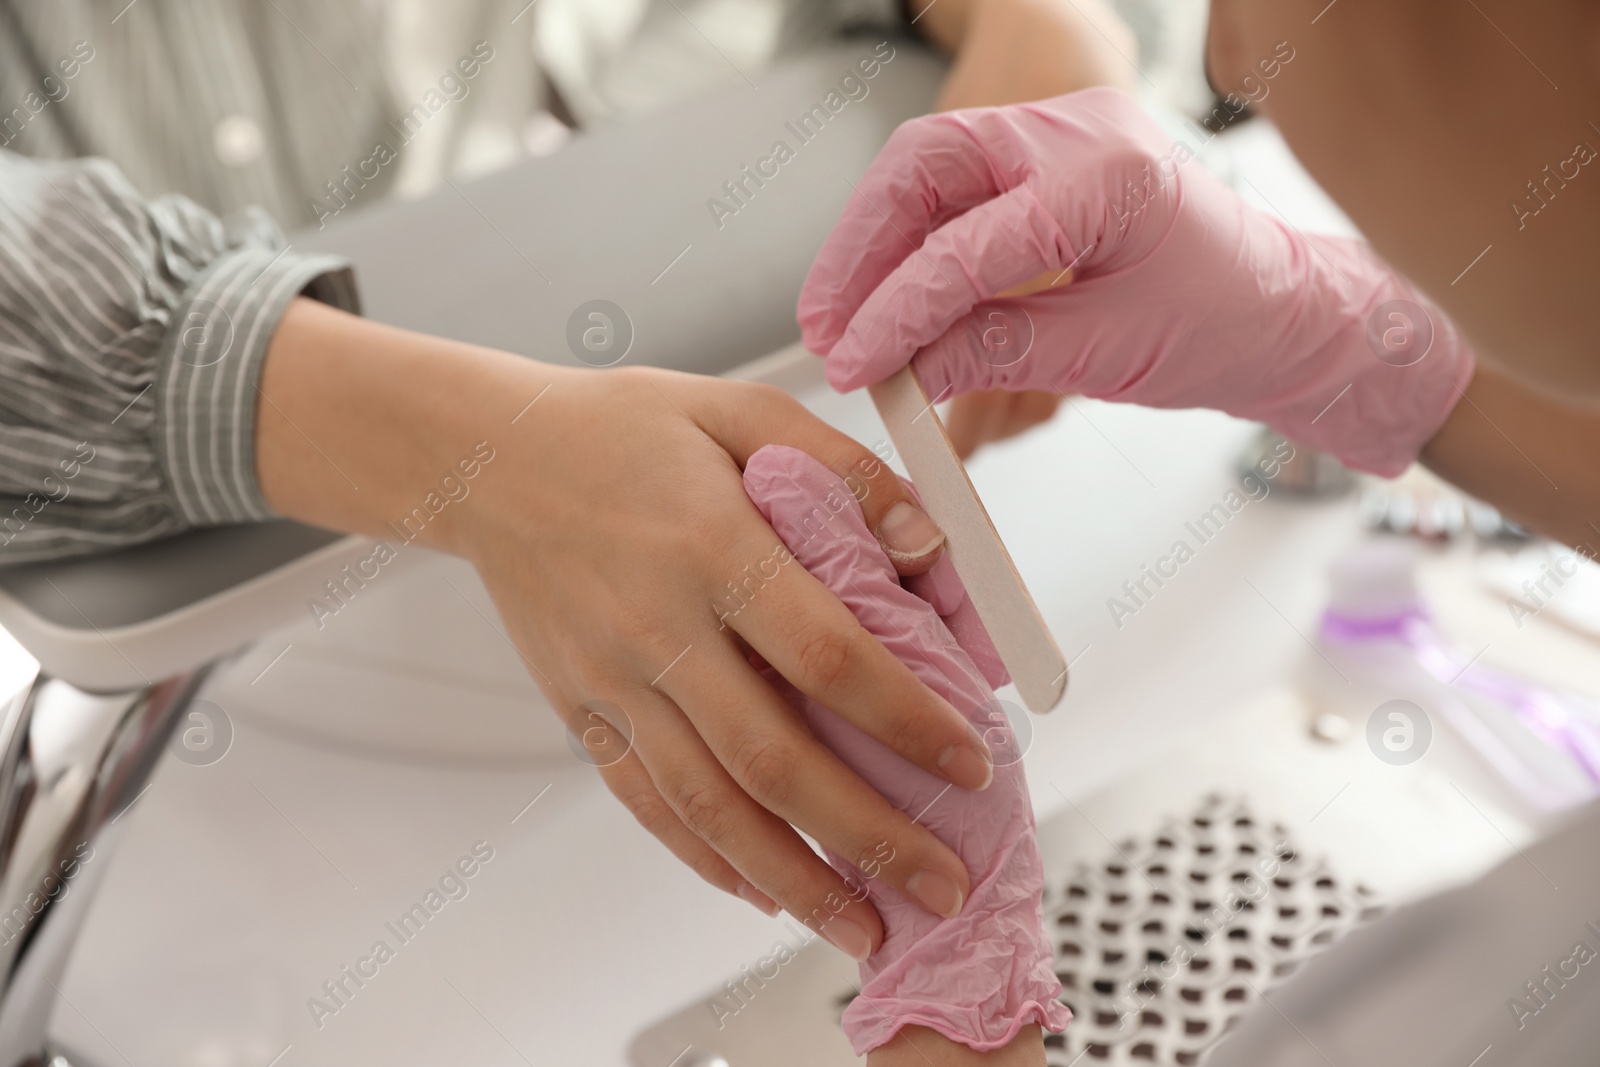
[0,150,357,564]
[0,1,381,563]
[0,0,900,229]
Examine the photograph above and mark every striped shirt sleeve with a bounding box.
[0,149,359,565]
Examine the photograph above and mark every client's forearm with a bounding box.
[870,1025,1045,1067]
[255,296,559,552]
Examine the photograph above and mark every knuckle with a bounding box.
[793,624,860,694]
[687,854,734,892]
[740,380,798,414]
[620,786,680,841]
[886,114,937,153]
[854,830,904,880]
[607,594,661,650]
[596,594,685,673]
[881,708,935,764]
[606,364,657,392]
[727,732,800,808]
[671,777,738,844]
[723,380,805,439]
[596,365,660,410]
[839,452,891,506]
[1105,140,1158,179]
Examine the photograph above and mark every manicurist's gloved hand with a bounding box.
[799,88,1476,477]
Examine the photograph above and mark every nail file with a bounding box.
[869,366,1068,713]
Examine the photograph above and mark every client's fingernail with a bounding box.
[937,737,994,791]
[907,870,965,919]
[736,881,780,917]
[821,915,874,961]
[878,502,945,564]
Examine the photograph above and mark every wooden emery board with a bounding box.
[869,366,1068,713]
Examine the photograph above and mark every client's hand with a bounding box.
[799,88,1475,477]
[255,298,998,960]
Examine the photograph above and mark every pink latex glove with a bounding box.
[798,87,1475,478]
[743,444,1071,1055]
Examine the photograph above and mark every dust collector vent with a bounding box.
[832,793,1382,1065]
[1038,794,1381,1065]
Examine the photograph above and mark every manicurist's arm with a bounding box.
[1421,363,1600,557]
[908,0,1138,107]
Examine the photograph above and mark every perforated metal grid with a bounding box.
[831,794,1382,1064]
[1039,794,1384,1064]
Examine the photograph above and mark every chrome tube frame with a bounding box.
[0,664,210,1067]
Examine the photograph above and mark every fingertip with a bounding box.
[903,551,964,615]
[882,541,943,576]
[819,910,879,961]
[735,880,782,917]
[797,318,836,359]
[876,501,946,575]
[936,736,995,792]
[906,869,967,920]
[824,355,868,393]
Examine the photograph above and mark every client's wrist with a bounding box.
[255,296,561,556]
[869,1024,1046,1066]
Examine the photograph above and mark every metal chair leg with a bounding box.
[0,662,213,1067]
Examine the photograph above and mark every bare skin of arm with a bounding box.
[1203,0,1600,555]
[873,1025,1046,1067]
[1207,0,1600,401]
[911,0,1137,109]
[1421,363,1600,557]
